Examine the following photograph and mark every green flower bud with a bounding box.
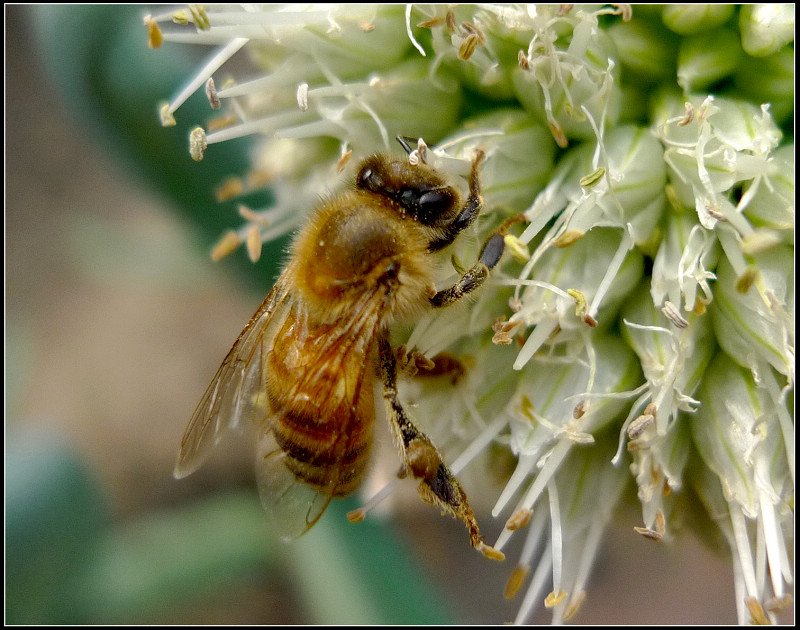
[512,10,622,145]
[711,244,794,380]
[510,228,643,372]
[691,351,792,621]
[677,28,742,93]
[605,17,678,83]
[742,144,794,244]
[426,4,526,101]
[511,333,640,451]
[656,96,783,232]
[495,332,641,520]
[622,280,716,427]
[342,60,462,149]
[739,4,795,57]
[619,280,716,532]
[528,125,666,247]
[246,5,412,78]
[661,4,736,35]
[734,45,795,126]
[650,210,720,315]
[439,108,556,210]
[693,351,792,514]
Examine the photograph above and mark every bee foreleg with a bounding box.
[377,334,504,561]
[430,213,526,308]
[427,149,485,252]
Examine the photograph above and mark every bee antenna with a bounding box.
[396,135,416,155]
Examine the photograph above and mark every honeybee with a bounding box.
[176,137,515,560]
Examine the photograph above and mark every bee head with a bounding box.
[355,152,460,227]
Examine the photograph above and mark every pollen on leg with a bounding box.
[406,439,440,481]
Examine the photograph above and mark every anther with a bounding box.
[205,78,221,109]
[144,15,163,49]
[246,225,262,262]
[189,127,208,161]
[662,301,689,328]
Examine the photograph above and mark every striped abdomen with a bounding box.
[265,308,376,497]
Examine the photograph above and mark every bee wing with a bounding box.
[253,283,391,540]
[255,431,335,541]
[174,276,292,479]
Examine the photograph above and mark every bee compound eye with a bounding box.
[399,188,416,206]
[416,189,452,222]
[357,166,379,191]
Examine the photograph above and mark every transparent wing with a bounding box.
[253,282,391,540]
[174,276,291,479]
[255,432,335,541]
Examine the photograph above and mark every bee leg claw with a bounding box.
[417,461,503,561]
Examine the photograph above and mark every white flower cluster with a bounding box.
[148,4,793,624]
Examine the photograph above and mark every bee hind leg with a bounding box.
[377,334,504,561]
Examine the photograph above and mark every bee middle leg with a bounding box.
[398,346,469,384]
[377,333,504,561]
[430,213,526,308]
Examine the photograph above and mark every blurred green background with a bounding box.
[6,4,753,625]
